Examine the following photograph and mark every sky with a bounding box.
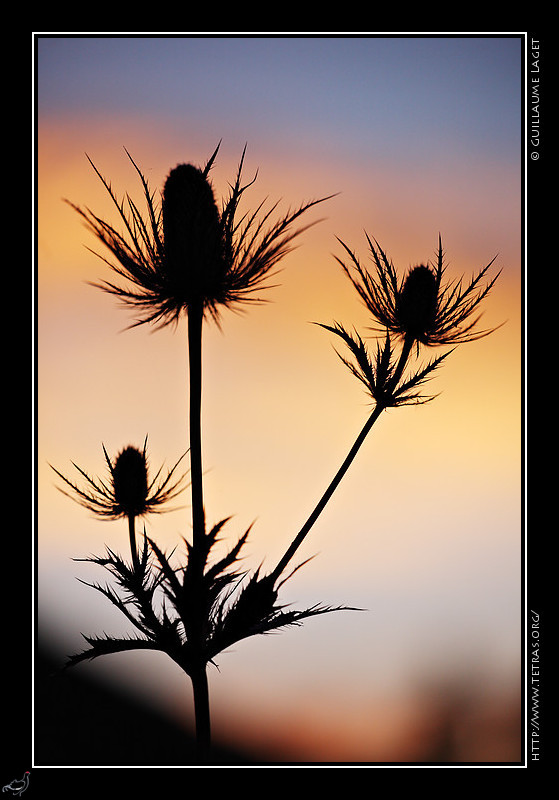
[35,34,524,764]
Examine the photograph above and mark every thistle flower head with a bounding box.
[395,264,439,343]
[66,144,332,327]
[161,162,228,311]
[336,234,501,347]
[111,446,150,517]
[51,438,188,520]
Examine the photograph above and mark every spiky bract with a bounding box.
[51,438,188,520]
[335,234,501,346]
[318,322,453,408]
[66,144,332,327]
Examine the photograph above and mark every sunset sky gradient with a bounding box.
[36,35,524,764]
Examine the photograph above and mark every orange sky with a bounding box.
[36,36,523,764]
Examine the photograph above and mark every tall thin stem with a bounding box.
[271,333,415,583]
[128,514,140,574]
[191,663,212,763]
[188,303,206,550]
[186,301,211,759]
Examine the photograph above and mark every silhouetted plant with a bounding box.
[60,145,340,762]
[66,144,330,327]
[57,146,501,764]
[336,233,501,346]
[52,448,341,713]
[269,233,501,582]
[51,439,187,573]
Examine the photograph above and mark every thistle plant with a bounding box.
[59,145,339,762]
[50,438,188,573]
[52,441,191,663]
[56,144,501,764]
[269,233,501,582]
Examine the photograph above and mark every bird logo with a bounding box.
[2,772,30,797]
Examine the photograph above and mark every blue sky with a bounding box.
[37,35,522,166]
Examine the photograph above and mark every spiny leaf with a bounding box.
[65,634,161,668]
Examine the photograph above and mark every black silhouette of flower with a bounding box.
[269,234,502,585]
[335,234,501,347]
[66,144,331,327]
[51,438,188,520]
